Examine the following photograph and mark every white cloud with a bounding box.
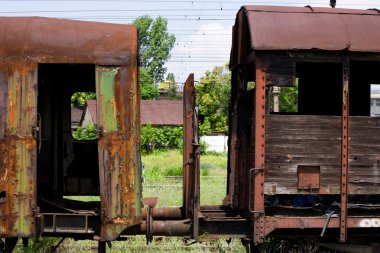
[165,22,232,85]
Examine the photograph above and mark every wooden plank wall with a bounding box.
[265,115,380,195]
[349,117,380,193]
[265,115,341,194]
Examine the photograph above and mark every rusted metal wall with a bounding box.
[96,66,142,241]
[0,17,137,65]
[0,62,37,237]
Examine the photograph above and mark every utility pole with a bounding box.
[330,0,336,8]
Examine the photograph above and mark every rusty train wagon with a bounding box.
[3,5,380,253]
[0,17,142,251]
[227,5,380,251]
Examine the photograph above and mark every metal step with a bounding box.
[41,212,98,234]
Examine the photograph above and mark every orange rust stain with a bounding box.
[0,135,36,237]
[8,89,15,128]
[0,136,18,237]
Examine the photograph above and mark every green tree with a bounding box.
[71,92,96,107]
[140,67,159,99]
[72,124,98,140]
[166,73,175,82]
[134,16,176,84]
[279,83,298,113]
[196,65,231,134]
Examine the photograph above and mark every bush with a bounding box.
[141,125,183,152]
[72,124,98,140]
[163,166,183,177]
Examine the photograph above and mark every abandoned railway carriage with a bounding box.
[0,17,142,251]
[228,5,380,251]
[2,4,380,253]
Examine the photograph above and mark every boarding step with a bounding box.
[40,212,98,234]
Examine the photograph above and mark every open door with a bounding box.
[0,63,38,237]
[182,73,200,240]
[96,66,142,241]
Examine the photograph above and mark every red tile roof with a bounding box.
[84,99,183,126]
[141,100,183,126]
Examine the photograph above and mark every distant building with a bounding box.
[81,100,97,126]
[141,100,183,126]
[371,85,380,117]
[72,99,183,127]
[71,107,85,129]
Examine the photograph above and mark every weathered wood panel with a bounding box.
[265,115,341,194]
[348,116,380,193]
[265,115,380,195]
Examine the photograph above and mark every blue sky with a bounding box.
[1,0,379,84]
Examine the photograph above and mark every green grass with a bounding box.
[142,150,227,206]
[15,236,245,252]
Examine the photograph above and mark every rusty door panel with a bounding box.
[96,66,142,241]
[182,74,200,239]
[0,63,37,237]
[0,72,5,140]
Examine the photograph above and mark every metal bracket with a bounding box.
[141,197,158,244]
[248,168,265,214]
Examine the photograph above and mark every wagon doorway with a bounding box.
[36,64,101,213]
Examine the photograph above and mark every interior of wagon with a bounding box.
[36,64,100,229]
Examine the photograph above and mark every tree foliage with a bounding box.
[71,92,96,107]
[134,15,175,84]
[72,124,98,140]
[279,82,298,113]
[140,67,159,99]
[141,125,183,152]
[166,73,175,82]
[196,65,231,134]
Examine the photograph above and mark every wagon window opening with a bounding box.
[296,62,342,116]
[370,85,380,117]
[349,61,380,116]
[269,83,298,114]
[71,92,98,140]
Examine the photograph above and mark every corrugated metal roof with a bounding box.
[141,100,183,126]
[0,17,137,64]
[237,5,380,53]
[80,100,183,126]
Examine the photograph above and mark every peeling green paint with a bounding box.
[0,63,37,238]
[96,67,118,132]
[96,66,142,241]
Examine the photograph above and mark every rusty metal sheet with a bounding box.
[0,62,37,237]
[297,166,320,190]
[0,17,137,65]
[261,216,380,238]
[182,73,200,240]
[0,71,5,140]
[231,6,380,66]
[96,66,142,241]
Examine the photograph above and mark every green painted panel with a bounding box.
[0,63,37,237]
[96,66,142,241]
[96,67,118,132]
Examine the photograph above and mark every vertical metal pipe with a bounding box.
[340,58,349,242]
